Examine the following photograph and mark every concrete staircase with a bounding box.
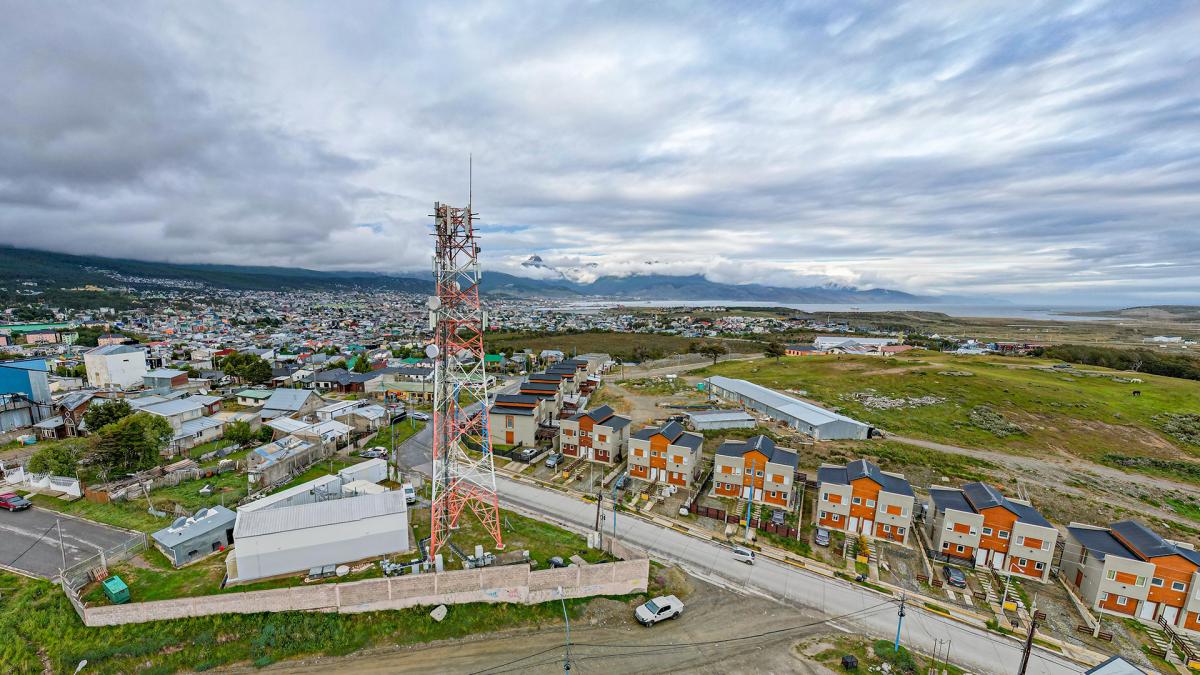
[973,568,1000,605]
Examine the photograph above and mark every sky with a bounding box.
[0,1,1198,305]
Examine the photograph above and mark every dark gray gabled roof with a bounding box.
[520,382,559,392]
[490,405,534,417]
[819,459,913,497]
[716,435,798,470]
[1068,525,1139,562]
[961,481,1053,528]
[929,487,973,516]
[632,422,703,451]
[528,372,564,382]
[1110,520,1200,565]
[494,394,539,406]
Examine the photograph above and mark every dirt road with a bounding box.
[249,579,836,675]
[609,353,761,382]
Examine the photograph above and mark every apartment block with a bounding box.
[816,459,914,545]
[711,435,798,508]
[627,421,704,488]
[559,404,631,465]
[927,482,1058,581]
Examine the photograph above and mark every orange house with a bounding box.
[711,436,798,508]
[627,421,704,488]
[559,404,631,465]
[1109,520,1200,628]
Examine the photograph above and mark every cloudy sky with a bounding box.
[1,1,1198,304]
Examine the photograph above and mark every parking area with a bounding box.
[0,506,141,579]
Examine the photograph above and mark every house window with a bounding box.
[943,541,950,550]
[820,511,827,519]
[1116,596,1128,607]
[982,527,993,536]
[756,470,763,477]
[882,524,891,533]
[897,527,906,536]
[832,514,840,522]
[1173,581,1188,592]
[1152,577,1165,587]
[1137,576,1147,587]
[956,545,965,553]
[1034,562,1045,570]
[852,497,862,505]
[1106,570,1117,581]
[598,434,607,443]
[506,416,514,429]
[1100,592,1109,602]
[1018,558,1028,566]
[866,499,875,508]
[998,530,1009,540]
[822,493,830,502]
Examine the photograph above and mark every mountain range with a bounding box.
[0,245,962,304]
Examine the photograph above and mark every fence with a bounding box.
[60,532,149,591]
[686,502,800,539]
[70,543,650,627]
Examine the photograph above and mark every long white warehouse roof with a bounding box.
[235,490,407,538]
[705,375,866,428]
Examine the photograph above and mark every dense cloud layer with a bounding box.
[1,1,1197,304]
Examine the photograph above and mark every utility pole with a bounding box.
[594,488,602,534]
[895,594,906,653]
[1017,616,1039,675]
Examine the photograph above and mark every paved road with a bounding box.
[396,412,1085,675]
[0,507,139,579]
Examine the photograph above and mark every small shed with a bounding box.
[686,410,755,431]
[150,505,237,567]
[102,575,130,604]
[337,458,387,485]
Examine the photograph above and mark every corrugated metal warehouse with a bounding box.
[227,490,410,583]
[686,410,756,431]
[703,376,871,440]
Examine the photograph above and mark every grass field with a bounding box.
[485,329,754,362]
[699,352,1200,476]
[1,569,637,674]
[409,505,616,568]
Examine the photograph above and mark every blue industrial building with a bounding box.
[0,358,51,404]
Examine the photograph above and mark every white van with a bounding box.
[732,546,756,565]
[402,483,417,505]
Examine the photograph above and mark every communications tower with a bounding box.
[427,201,503,558]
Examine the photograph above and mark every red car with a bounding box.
[0,493,32,511]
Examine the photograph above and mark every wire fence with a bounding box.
[60,532,149,591]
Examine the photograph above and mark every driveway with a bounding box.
[0,506,140,579]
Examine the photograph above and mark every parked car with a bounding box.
[635,595,684,625]
[545,452,563,469]
[359,446,388,459]
[770,509,786,526]
[814,528,831,547]
[402,483,417,505]
[0,493,32,512]
[942,564,968,589]
[732,546,756,565]
[516,447,538,462]
[410,412,431,421]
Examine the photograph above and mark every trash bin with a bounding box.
[102,576,130,604]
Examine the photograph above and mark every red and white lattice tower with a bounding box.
[428,201,503,558]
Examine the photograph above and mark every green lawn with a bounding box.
[369,419,425,452]
[1,569,640,674]
[699,352,1200,469]
[410,505,616,568]
[485,329,754,362]
[31,468,249,533]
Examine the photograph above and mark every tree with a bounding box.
[28,439,87,476]
[698,342,728,365]
[224,420,256,446]
[764,342,787,362]
[93,413,172,473]
[352,356,372,373]
[220,352,273,384]
[83,398,132,432]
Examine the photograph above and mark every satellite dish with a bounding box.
[427,296,441,310]
[425,344,440,359]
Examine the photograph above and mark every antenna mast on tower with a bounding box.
[427,198,503,558]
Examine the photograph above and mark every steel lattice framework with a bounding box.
[428,201,503,558]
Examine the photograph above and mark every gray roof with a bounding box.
[818,459,913,497]
[716,435,798,470]
[704,376,867,430]
[520,382,559,393]
[1068,525,1139,562]
[263,388,316,411]
[143,398,207,417]
[494,394,540,406]
[568,405,632,431]
[234,491,407,538]
[152,506,236,549]
[174,416,224,439]
[686,410,754,422]
[56,391,95,411]
[1086,656,1148,675]
[632,422,703,451]
[961,482,1052,528]
[929,487,973,515]
[491,405,535,417]
[87,344,143,356]
[145,368,186,379]
[1110,520,1200,564]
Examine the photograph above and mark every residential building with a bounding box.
[927,482,1058,581]
[143,368,189,393]
[247,435,323,487]
[518,381,562,418]
[559,405,631,465]
[816,459,914,545]
[712,435,798,508]
[488,394,541,447]
[226,490,410,584]
[784,345,825,356]
[24,329,59,344]
[0,358,51,404]
[84,344,148,389]
[703,376,871,440]
[812,336,899,351]
[627,421,704,488]
[1065,520,1200,631]
[97,333,129,347]
[260,388,325,420]
[150,506,236,567]
[236,388,274,407]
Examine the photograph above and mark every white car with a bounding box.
[410,412,431,422]
[732,546,756,565]
[402,483,417,505]
[635,595,683,625]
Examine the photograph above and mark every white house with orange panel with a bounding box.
[816,459,914,545]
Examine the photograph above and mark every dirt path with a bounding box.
[245,579,834,675]
[610,353,762,382]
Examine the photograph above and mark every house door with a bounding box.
[975,548,988,566]
[505,431,513,444]
[1140,601,1157,621]
[849,517,860,532]
[755,488,763,501]
[862,519,874,535]
[991,553,1006,570]
[650,468,658,482]
[742,485,751,499]
[1163,605,1180,625]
